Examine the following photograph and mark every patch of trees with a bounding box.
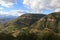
[0,30,60,40]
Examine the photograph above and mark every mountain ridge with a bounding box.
[31,12,60,32]
[0,12,60,40]
[0,14,45,33]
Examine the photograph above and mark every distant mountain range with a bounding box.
[0,15,18,23]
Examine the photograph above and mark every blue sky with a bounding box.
[0,0,60,16]
[0,0,24,11]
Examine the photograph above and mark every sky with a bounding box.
[0,0,60,16]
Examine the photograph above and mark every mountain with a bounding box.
[1,14,45,33]
[1,12,60,33]
[0,12,60,40]
[31,12,60,33]
[15,12,60,40]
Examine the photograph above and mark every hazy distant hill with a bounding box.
[0,15,17,23]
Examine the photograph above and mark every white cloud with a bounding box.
[0,0,16,8]
[23,0,60,13]
[0,10,24,16]
[9,10,24,16]
[0,7,4,10]
[55,9,60,12]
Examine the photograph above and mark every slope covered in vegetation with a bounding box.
[31,12,60,33]
[0,12,60,40]
[1,14,45,33]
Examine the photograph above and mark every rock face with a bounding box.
[31,12,60,33]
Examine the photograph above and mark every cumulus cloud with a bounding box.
[23,0,60,13]
[55,9,60,12]
[0,0,16,8]
[9,10,24,16]
[0,10,24,16]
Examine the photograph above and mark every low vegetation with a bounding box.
[0,12,60,40]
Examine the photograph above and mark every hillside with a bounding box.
[1,14,45,33]
[0,12,60,40]
[31,12,60,33]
